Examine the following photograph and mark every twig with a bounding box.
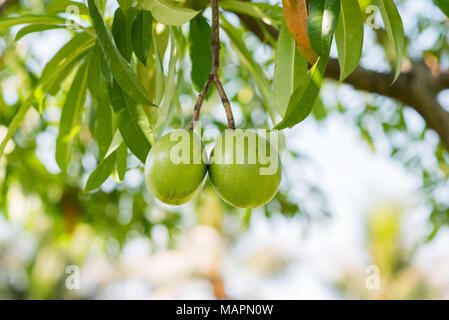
[189,0,235,130]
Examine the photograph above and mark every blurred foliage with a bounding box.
[0,0,448,299]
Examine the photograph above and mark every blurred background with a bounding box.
[1,0,449,299]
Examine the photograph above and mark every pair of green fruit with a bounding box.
[144,129,282,208]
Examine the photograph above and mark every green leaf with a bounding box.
[307,0,340,57]
[96,99,114,162]
[0,15,66,31]
[87,42,109,100]
[274,21,307,117]
[274,56,328,130]
[112,7,139,62]
[47,0,90,15]
[132,10,153,65]
[46,46,91,96]
[85,150,117,192]
[56,63,89,171]
[115,142,128,182]
[137,0,199,26]
[154,28,177,133]
[117,0,134,11]
[376,0,404,83]
[189,15,212,92]
[152,28,165,106]
[0,37,94,156]
[0,97,33,158]
[15,24,66,41]
[109,81,153,163]
[106,130,124,157]
[41,32,93,81]
[221,17,276,121]
[433,0,449,18]
[335,0,364,81]
[88,0,155,106]
[220,0,279,27]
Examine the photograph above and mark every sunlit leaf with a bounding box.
[154,28,177,133]
[0,15,65,31]
[137,0,199,26]
[335,0,364,81]
[117,0,134,11]
[307,0,340,57]
[56,63,89,171]
[47,0,90,15]
[15,24,66,41]
[274,56,328,129]
[274,21,307,117]
[376,0,404,83]
[115,142,128,182]
[41,32,93,81]
[85,150,117,192]
[96,99,114,162]
[189,15,212,92]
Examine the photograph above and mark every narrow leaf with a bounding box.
[85,150,117,192]
[15,24,66,41]
[117,0,134,11]
[335,0,364,81]
[87,42,109,100]
[96,99,114,162]
[0,15,65,31]
[274,56,328,129]
[307,0,340,57]
[132,10,153,65]
[154,28,177,133]
[56,63,89,171]
[376,0,404,83]
[41,32,93,79]
[137,0,199,26]
[46,46,91,96]
[115,142,128,182]
[112,7,139,62]
[88,0,155,106]
[189,15,212,92]
[109,81,152,163]
[220,0,278,27]
[47,0,90,15]
[274,21,307,117]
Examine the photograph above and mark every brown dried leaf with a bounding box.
[282,0,318,64]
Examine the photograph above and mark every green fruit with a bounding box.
[145,129,208,205]
[208,130,282,208]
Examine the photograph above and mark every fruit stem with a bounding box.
[189,0,235,131]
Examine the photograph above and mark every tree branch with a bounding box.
[189,0,235,130]
[235,9,449,149]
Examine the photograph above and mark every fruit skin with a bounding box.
[145,129,208,205]
[208,130,282,208]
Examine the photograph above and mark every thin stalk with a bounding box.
[189,0,235,130]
